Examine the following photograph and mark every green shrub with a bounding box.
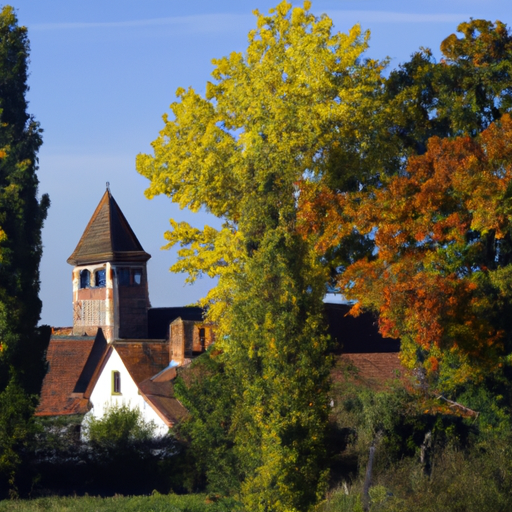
[174,350,242,496]
[316,486,363,512]
[319,435,512,512]
[0,381,38,498]
[84,403,157,451]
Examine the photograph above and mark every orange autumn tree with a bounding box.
[300,114,512,388]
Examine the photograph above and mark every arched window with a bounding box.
[80,269,90,289]
[95,269,106,288]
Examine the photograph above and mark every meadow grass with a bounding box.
[0,493,240,512]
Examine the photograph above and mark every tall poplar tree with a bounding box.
[0,6,50,495]
[138,2,385,509]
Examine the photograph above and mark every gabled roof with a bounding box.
[74,331,108,394]
[142,394,188,427]
[113,341,187,427]
[113,341,169,384]
[67,189,151,266]
[36,333,107,416]
[139,369,188,426]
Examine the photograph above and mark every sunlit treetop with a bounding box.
[299,114,512,388]
[137,1,385,320]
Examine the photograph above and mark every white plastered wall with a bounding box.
[84,348,169,437]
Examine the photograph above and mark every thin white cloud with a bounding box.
[29,10,468,34]
[328,11,469,23]
[30,13,253,33]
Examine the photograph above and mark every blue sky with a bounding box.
[8,0,512,326]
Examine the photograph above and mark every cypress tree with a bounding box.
[0,5,50,495]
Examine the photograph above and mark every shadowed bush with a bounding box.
[28,408,187,497]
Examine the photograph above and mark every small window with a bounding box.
[80,269,90,289]
[199,328,206,350]
[117,267,143,286]
[118,268,130,286]
[95,269,106,288]
[112,371,121,394]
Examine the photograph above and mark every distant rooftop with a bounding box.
[147,307,204,339]
[325,303,400,354]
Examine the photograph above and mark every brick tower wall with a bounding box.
[118,286,149,338]
[72,263,115,341]
[115,265,150,339]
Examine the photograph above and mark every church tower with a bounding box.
[67,187,151,342]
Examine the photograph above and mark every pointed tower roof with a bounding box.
[67,189,151,266]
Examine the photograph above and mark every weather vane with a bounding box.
[106,181,110,192]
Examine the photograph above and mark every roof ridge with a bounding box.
[107,190,114,256]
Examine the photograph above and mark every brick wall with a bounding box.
[169,319,185,364]
[169,319,216,364]
[118,285,149,339]
[192,323,215,352]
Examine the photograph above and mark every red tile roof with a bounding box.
[139,372,188,427]
[114,342,187,427]
[144,395,188,427]
[36,337,97,416]
[333,352,403,390]
[113,341,169,384]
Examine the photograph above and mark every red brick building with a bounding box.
[37,188,213,425]
[37,187,402,426]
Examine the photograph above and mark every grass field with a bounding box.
[0,493,241,512]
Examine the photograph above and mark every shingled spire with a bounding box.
[67,189,150,266]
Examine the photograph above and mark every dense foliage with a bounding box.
[304,116,512,386]
[137,2,386,509]
[85,403,157,451]
[318,379,512,512]
[298,18,512,390]
[137,2,512,509]
[22,412,185,497]
[0,6,50,497]
[173,350,241,496]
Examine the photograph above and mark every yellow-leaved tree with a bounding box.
[137,2,385,509]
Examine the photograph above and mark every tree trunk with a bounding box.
[362,445,375,512]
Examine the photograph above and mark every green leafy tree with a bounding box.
[0,382,36,497]
[82,404,181,495]
[0,5,50,495]
[301,19,512,281]
[137,2,386,509]
[385,19,512,153]
[174,349,242,495]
